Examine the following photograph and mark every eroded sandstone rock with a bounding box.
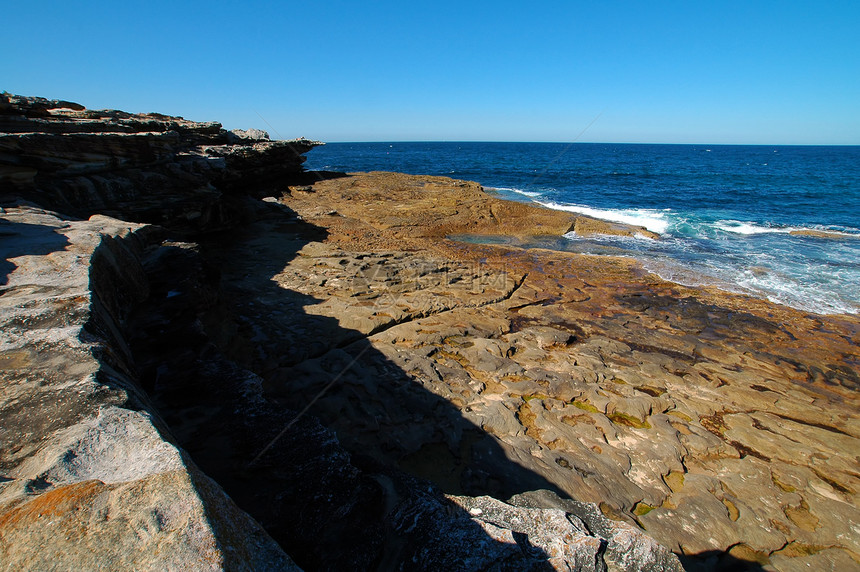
[0,206,297,570]
[126,205,681,571]
[14,94,856,570]
[232,171,859,571]
[0,93,320,232]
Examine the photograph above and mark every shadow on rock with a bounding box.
[0,218,71,286]
[203,202,569,501]
[125,202,575,569]
[679,550,767,572]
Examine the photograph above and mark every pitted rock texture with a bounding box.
[197,171,859,571]
[129,204,682,571]
[12,94,855,570]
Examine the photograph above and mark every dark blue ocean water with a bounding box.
[305,143,860,315]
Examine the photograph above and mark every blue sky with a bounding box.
[4,1,859,144]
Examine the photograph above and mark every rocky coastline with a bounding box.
[1,94,858,571]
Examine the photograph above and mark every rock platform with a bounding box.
[235,171,858,571]
[2,94,858,570]
[2,95,694,570]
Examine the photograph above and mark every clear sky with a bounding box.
[4,1,859,144]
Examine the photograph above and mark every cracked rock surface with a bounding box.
[202,171,860,571]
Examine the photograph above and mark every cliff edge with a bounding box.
[1,95,683,571]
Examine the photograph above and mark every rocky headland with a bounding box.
[1,94,858,571]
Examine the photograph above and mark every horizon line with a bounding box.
[300,140,860,147]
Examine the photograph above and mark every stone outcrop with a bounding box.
[119,202,681,571]
[285,170,659,241]
[0,93,319,232]
[0,205,298,570]
[1,95,684,571]
[13,92,858,571]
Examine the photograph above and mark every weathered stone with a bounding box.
[0,93,321,233]
[8,94,857,571]
[120,209,682,571]
[509,489,684,572]
[230,128,270,140]
[0,206,297,570]
[244,171,859,570]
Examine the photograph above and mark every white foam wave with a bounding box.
[642,259,859,315]
[539,201,670,234]
[714,220,787,235]
[488,186,543,198]
[641,260,750,294]
[714,220,860,239]
[736,272,859,315]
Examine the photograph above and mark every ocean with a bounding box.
[305,142,860,315]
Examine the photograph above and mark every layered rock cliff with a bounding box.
[0,93,318,232]
[1,95,684,571]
